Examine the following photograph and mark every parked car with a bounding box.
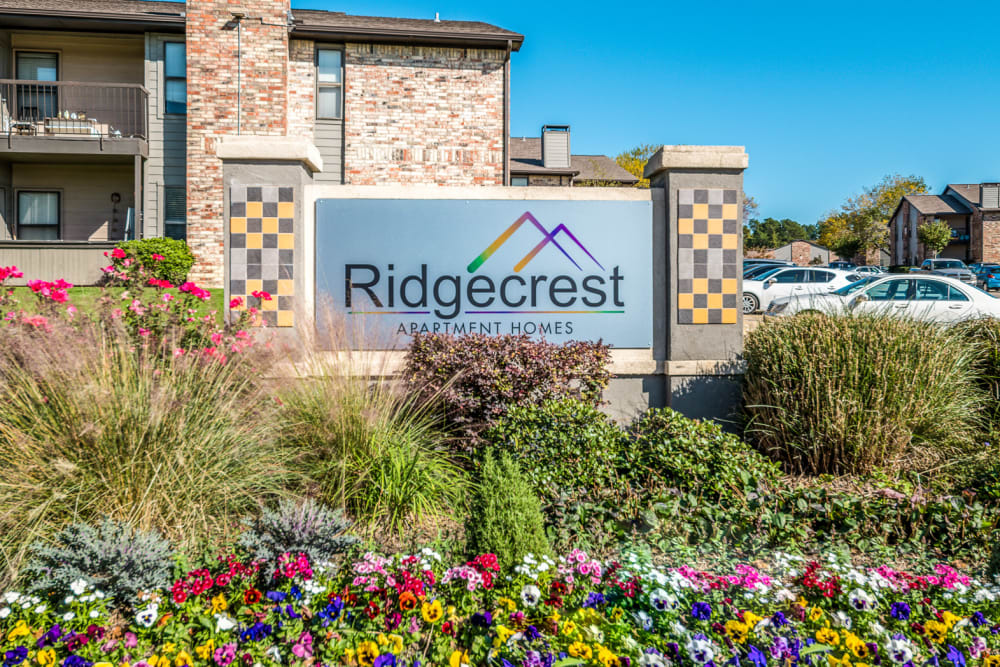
[742,267,860,314]
[917,258,976,284]
[744,265,785,280]
[853,266,883,275]
[764,275,1000,322]
[743,258,793,267]
[975,264,1000,291]
[827,261,857,270]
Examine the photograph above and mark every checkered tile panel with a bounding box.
[229,185,295,327]
[676,188,740,325]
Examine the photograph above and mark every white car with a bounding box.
[853,266,883,275]
[742,267,860,314]
[765,275,1000,323]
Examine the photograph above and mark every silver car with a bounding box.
[918,258,976,284]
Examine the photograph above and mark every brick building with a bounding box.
[888,183,1000,265]
[0,0,522,285]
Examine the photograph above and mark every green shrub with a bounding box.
[484,398,624,500]
[955,318,1000,428]
[278,341,466,536]
[402,333,611,444]
[743,313,985,476]
[0,320,289,585]
[24,518,173,608]
[240,499,358,567]
[465,451,550,568]
[627,408,780,502]
[990,537,1000,577]
[115,238,195,285]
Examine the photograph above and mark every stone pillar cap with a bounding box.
[217,135,324,173]
[643,145,748,178]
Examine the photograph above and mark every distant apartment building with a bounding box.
[509,125,638,187]
[0,0,523,285]
[889,184,1000,265]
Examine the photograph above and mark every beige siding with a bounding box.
[143,33,186,238]
[12,163,134,241]
[11,32,143,84]
[314,119,343,183]
[0,241,117,285]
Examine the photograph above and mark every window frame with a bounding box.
[163,41,186,116]
[315,47,344,120]
[511,176,529,187]
[15,189,61,241]
[13,50,60,121]
[163,185,186,241]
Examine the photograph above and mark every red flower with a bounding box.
[441,621,454,636]
[230,297,244,309]
[171,588,187,604]
[151,253,165,261]
[243,589,262,605]
[251,290,272,301]
[111,248,126,259]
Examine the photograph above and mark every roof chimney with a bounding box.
[982,183,1000,210]
[541,125,570,169]
[434,12,440,22]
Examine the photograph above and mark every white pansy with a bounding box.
[2,592,20,604]
[265,646,282,663]
[832,610,852,629]
[685,636,715,665]
[34,604,47,614]
[215,613,237,632]
[520,584,541,608]
[135,604,158,628]
[870,622,887,636]
[62,612,75,622]
[69,579,88,596]
[634,610,653,631]
[650,588,677,612]
[89,610,100,619]
[0,607,9,619]
[672,620,688,635]
[849,588,875,611]
[639,654,668,667]
[887,637,914,664]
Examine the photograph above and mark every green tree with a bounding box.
[818,174,928,261]
[743,217,819,249]
[614,144,659,188]
[917,218,953,258]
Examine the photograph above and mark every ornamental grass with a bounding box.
[0,319,290,586]
[743,313,986,476]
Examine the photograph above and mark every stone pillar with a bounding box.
[186,0,291,287]
[644,145,748,423]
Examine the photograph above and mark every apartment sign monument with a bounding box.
[315,199,653,347]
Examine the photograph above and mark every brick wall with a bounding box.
[287,40,315,140]
[789,241,811,266]
[343,44,505,185]
[186,0,289,286]
[983,212,1000,263]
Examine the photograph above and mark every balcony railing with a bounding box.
[0,80,148,141]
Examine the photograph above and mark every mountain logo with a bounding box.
[467,211,604,273]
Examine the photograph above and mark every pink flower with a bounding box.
[50,291,68,303]
[138,328,150,337]
[229,297,244,309]
[251,290,273,301]
[0,266,23,281]
[111,247,126,259]
[211,332,223,345]
[173,348,185,357]
[148,278,174,289]
[111,308,123,319]
[151,253,165,261]
[27,280,45,293]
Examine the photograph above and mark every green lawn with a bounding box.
[9,285,226,323]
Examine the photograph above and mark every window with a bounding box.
[164,186,186,240]
[511,177,529,187]
[865,279,911,301]
[773,269,806,283]
[164,42,186,115]
[15,52,58,120]
[949,285,970,302]
[17,191,59,241]
[315,49,343,119]
[914,280,949,301]
[808,270,835,283]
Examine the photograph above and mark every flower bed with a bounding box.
[1,550,998,667]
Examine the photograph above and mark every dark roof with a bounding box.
[903,194,971,216]
[946,184,981,207]
[509,137,638,184]
[0,0,523,47]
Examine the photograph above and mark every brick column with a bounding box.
[186,0,290,287]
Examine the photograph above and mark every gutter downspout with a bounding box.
[503,39,511,186]
[236,18,242,135]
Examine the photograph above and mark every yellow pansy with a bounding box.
[94,662,114,667]
[211,594,228,613]
[35,651,56,667]
[796,597,809,608]
[809,607,825,622]
[845,633,869,659]
[386,635,403,654]
[597,648,620,667]
[496,625,514,644]
[941,612,961,629]
[983,657,1000,667]
[196,640,216,661]
[725,620,749,644]
[449,650,470,667]
[827,654,852,667]
[174,651,193,667]
[497,597,516,612]
[743,612,764,627]
[8,621,30,642]
[562,621,578,636]
[925,620,948,644]
[816,628,841,646]
[421,599,443,624]
[161,644,176,656]
[609,607,624,622]
[341,649,355,665]
[357,641,379,667]
[568,643,593,660]
[148,656,170,667]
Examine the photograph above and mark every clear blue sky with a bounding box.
[298,0,1000,224]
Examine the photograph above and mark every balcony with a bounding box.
[0,80,148,157]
